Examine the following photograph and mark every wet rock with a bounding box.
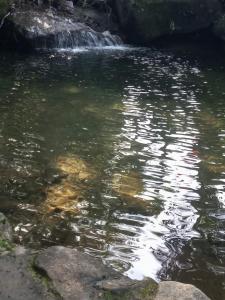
[1,8,122,49]
[155,281,210,300]
[115,0,222,44]
[0,212,13,241]
[34,246,158,300]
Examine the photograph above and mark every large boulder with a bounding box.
[34,246,158,300]
[0,8,122,49]
[115,0,222,44]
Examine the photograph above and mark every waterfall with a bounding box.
[30,18,123,50]
[11,11,123,50]
[55,30,123,49]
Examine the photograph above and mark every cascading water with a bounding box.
[50,28,123,49]
[33,23,123,50]
[9,10,123,50]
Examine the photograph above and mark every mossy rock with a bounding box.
[0,237,13,252]
[100,278,158,300]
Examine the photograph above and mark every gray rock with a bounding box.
[4,9,122,49]
[155,281,211,300]
[115,0,222,44]
[0,212,13,241]
[34,246,118,300]
[0,243,212,300]
[34,246,158,300]
[0,251,56,300]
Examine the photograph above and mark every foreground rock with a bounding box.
[156,281,210,300]
[0,248,56,300]
[34,246,158,300]
[115,0,222,44]
[0,243,211,300]
[0,212,211,300]
[0,8,122,49]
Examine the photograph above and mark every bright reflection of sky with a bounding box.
[108,77,202,280]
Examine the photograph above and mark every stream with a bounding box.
[0,43,225,299]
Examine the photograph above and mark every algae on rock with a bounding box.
[41,154,96,215]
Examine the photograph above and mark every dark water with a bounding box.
[0,44,225,299]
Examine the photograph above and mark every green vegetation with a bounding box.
[0,236,13,251]
[0,0,9,16]
[103,281,158,300]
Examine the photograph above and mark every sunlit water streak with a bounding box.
[0,46,225,299]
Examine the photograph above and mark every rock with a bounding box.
[41,154,96,215]
[55,0,74,14]
[0,212,13,241]
[34,246,118,300]
[1,8,122,49]
[0,243,211,300]
[34,246,158,300]
[111,170,155,213]
[55,154,95,181]
[213,14,225,41]
[112,170,143,198]
[115,0,222,44]
[155,281,210,300]
[0,251,56,300]
[42,180,84,213]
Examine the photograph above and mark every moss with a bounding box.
[0,0,10,16]
[29,259,62,299]
[103,280,158,300]
[0,236,13,251]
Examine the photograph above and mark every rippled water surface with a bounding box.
[0,45,225,299]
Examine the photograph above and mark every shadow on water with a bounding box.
[0,43,225,299]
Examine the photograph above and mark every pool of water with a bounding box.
[0,44,225,299]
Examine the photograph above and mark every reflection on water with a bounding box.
[0,46,225,299]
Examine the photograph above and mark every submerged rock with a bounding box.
[55,154,95,181]
[112,170,143,198]
[41,154,96,214]
[115,0,222,44]
[42,180,84,213]
[1,8,122,49]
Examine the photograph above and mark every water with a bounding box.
[0,44,225,299]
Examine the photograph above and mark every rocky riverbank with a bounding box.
[1,0,225,50]
[0,212,211,300]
